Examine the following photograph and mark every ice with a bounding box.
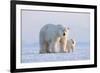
[21,42,90,63]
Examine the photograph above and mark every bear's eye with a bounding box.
[63,32,65,36]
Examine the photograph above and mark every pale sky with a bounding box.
[21,10,90,45]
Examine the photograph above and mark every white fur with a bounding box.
[39,24,68,53]
[66,39,76,53]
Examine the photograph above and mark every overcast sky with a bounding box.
[21,10,90,45]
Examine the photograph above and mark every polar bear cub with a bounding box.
[66,39,76,53]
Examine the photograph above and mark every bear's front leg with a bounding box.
[48,40,56,53]
[59,39,67,53]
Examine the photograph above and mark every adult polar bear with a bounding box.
[39,24,69,53]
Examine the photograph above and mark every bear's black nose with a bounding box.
[63,32,65,36]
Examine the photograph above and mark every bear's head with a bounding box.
[57,24,69,38]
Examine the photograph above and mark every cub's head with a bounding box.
[70,39,76,49]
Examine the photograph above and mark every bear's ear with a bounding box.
[66,27,69,33]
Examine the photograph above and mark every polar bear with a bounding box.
[39,24,69,53]
[66,39,76,53]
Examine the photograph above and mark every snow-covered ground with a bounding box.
[21,42,90,63]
